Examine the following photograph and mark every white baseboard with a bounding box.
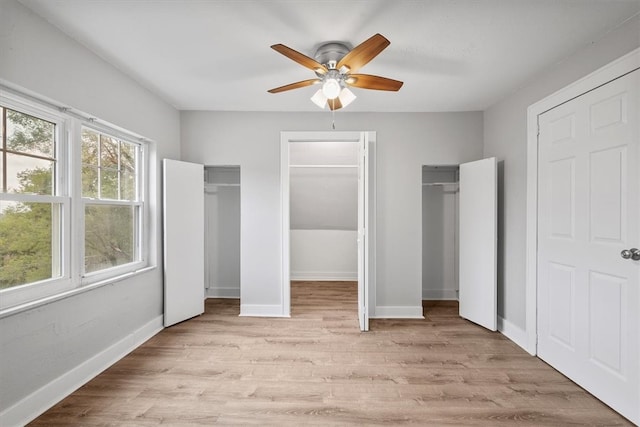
[0,315,163,427]
[205,286,240,298]
[290,271,357,281]
[422,289,458,300]
[240,304,289,318]
[497,315,529,352]
[370,306,424,319]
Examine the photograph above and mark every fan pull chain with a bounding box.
[331,107,336,130]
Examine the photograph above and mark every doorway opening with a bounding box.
[422,165,459,302]
[421,158,498,331]
[281,131,375,331]
[204,166,241,313]
[289,140,359,317]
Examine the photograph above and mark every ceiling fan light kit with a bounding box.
[268,33,403,111]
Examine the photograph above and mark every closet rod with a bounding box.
[422,182,459,186]
[289,164,358,168]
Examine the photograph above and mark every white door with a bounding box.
[459,157,497,331]
[357,133,373,331]
[537,70,639,423]
[163,159,205,327]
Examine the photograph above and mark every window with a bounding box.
[0,104,67,299]
[0,91,149,311]
[81,128,144,275]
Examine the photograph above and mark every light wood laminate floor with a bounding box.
[30,281,631,426]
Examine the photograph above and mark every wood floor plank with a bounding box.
[28,281,632,426]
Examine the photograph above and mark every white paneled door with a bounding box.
[537,70,639,423]
[459,157,498,331]
[163,159,205,327]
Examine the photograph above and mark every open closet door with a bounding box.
[357,132,373,332]
[459,157,497,331]
[163,159,205,327]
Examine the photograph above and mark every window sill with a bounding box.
[0,265,157,320]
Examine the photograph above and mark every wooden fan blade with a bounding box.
[346,74,403,91]
[336,33,390,73]
[268,79,321,94]
[271,44,328,74]
[328,97,343,111]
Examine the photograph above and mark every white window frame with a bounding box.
[78,123,148,284]
[0,92,72,309]
[0,89,151,313]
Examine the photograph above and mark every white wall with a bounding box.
[0,0,180,422]
[205,186,241,297]
[484,16,640,332]
[422,185,458,300]
[290,230,358,281]
[289,156,358,281]
[181,111,484,316]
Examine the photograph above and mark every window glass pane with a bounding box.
[100,135,118,169]
[0,201,61,289]
[6,152,54,195]
[100,167,119,199]
[81,128,99,166]
[5,108,55,158]
[120,142,135,170]
[84,204,135,273]
[121,167,136,201]
[82,166,98,198]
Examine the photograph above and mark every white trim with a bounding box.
[280,134,291,316]
[290,271,357,281]
[205,287,241,298]
[422,289,458,300]
[239,304,290,318]
[281,131,371,320]
[0,315,163,427]
[0,82,154,144]
[0,266,156,319]
[525,48,640,356]
[497,315,529,353]
[371,306,425,319]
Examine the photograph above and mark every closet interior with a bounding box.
[422,165,460,301]
[289,141,359,282]
[204,166,241,298]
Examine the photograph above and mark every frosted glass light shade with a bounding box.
[310,89,327,109]
[321,78,341,99]
[338,87,356,108]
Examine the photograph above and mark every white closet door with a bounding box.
[163,159,205,327]
[357,133,370,332]
[537,70,638,424]
[459,157,497,331]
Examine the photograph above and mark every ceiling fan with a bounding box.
[268,33,403,110]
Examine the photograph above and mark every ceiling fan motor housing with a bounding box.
[314,42,350,72]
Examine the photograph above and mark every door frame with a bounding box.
[525,48,640,355]
[280,131,375,324]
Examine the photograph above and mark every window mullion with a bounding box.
[97,135,102,199]
[117,140,122,200]
[2,107,6,192]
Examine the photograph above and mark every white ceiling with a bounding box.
[19,0,640,112]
